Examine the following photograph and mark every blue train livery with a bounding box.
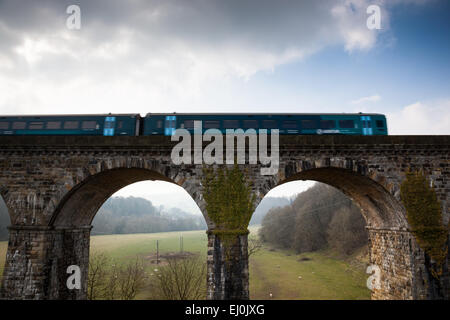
[143,113,388,136]
[0,113,388,136]
[0,114,140,136]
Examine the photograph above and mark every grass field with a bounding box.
[0,227,371,300]
[0,240,6,278]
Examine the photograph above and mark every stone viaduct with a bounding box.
[0,135,449,300]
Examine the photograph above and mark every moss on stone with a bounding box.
[202,164,255,257]
[202,164,255,231]
[400,170,449,278]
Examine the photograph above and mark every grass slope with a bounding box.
[0,241,6,277]
[249,249,370,300]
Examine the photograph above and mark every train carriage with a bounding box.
[0,113,388,136]
[0,114,140,136]
[143,113,388,136]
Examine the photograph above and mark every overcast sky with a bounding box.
[1,0,449,213]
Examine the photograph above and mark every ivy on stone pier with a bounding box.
[400,170,449,279]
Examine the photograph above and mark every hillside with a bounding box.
[92,196,207,235]
[249,196,291,225]
[260,183,368,256]
[0,194,290,240]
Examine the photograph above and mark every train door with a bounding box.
[360,116,373,135]
[103,116,116,136]
[164,115,177,136]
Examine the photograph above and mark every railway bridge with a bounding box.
[0,135,449,300]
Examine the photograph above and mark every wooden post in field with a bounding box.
[156,239,159,264]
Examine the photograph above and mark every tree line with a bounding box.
[0,194,290,240]
[259,183,368,256]
[0,196,207,240]
[91,196,207,235]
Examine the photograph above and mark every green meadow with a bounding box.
[0,227,370,300]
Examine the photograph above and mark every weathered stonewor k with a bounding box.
[0,135,449,300]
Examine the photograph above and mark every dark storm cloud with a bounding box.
[0,0,428,115]
[0,0,337,54]
[0,0,429,62]
[0,0,354,87]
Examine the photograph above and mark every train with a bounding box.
[0,113,388,136]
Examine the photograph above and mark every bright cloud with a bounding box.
[351,94,382,104]
[266,180,316,199]
[387,99,450,135]
[0,0,414,115]
[113,179,316,215]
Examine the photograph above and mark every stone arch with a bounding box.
[48,161,209,228]
[0,184,37,226]
[258,165,407,230]
[253,165,416,299]
[41,164,208,299]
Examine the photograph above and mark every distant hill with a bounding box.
[0,194,290,240]
[92,196,207,235]
[0,196,206,240]
[249,197,291,225]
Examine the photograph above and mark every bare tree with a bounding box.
[116,257,148,300]
[248,238,263,257]
[88,253,147,300]
[87,252,110,300]
[102,263,119,300]
[151,256,206,300]
[327,207,367,255]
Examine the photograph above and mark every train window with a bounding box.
[82,121,97,130]
[376,120,384,128]
[157,120,163,128]
[262,120,278,129]
[363,121,372,128]
[46,121,61,129]
[301,120,318,129]
[12,121,26,129]
[64,121,79,129]
[0,122,9,130]
[339,120,354,128]
[28,122,44,129]
[204,120,220,129]
[282,120,297,129]
[320,120,335,129]
[117,121,123,129]
[165,118,176,129]
[183,120,195,129]
[243,120,258,129]
[223,120,240,128]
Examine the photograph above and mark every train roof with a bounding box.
[144,112,386,116]
[0,113,140,118]
[0,112,387,118]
